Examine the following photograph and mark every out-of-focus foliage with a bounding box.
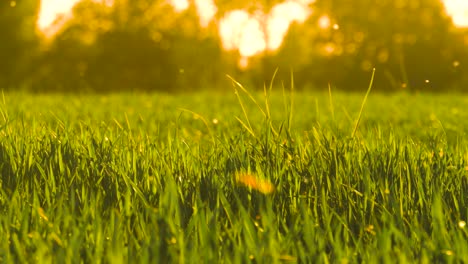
[0,0,39,89]
[33,0,227,92]
[32,1,113,91]
[272,0,468,91]
[2,0,468,92]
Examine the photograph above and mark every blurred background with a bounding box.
[2,0,468,92]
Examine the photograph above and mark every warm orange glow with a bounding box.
[37,0,114,37]
[171,0,189,12]
[37,0,312,59]
[36,0,468,53]
[219,10,266,57]
[267,1,312,50]
[37,0,81,30]
[220,1,313,54]
[219,0,313,66]
[444,0,468,27]
[195,0,217,27]
[236,173,275,194]
[318,15,330,29]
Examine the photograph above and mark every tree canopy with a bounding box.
[0,0,40,89]
[1,0,468,92]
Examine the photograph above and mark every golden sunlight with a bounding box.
[37,0,468,57]
[37,0,81,30]
[219,0,313,67]
[171,0,189,12]
[236,173,275,194]
[443,0,468,27]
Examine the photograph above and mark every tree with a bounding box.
[0,0,39,89]
[274,0,467,91]
[32,0,112,92]
[223,1,317,89]
[34,0,227,92]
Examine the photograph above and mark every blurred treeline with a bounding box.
[2,0,468,92]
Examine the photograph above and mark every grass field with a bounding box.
[0,88,467,263]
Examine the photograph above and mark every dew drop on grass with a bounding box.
[443,250,454,256]
[365,225,376,235]
[459,221,466,228]
[254,221,265,232]
[38,207,49,222]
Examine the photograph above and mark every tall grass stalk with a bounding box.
[0,90,467,262]
[352,68,376,138]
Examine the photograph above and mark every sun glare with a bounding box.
[37,0,468,61]
[195,0,217,27]
[37,0,81,30]
[219,0,313,66]
[443,0,468,27]
[171,0,189,12]
[318,15,331,29]
[267,0,312,50]
[219,10,266,57]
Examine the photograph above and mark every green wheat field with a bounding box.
[0,87,467,262]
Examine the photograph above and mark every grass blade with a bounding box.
[352,68,375,138]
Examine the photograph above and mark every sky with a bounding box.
[36,0,468,61]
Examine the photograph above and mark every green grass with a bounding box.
[0,89,467,263]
